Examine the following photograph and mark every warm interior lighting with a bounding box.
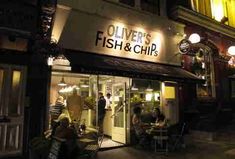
[145,82,153,92]
[81,82,89,88]
[154,92,160,101]
[211,0,225,22]
[188,33,201,44]
[131,83,138,91]
[165,86,176,99]
[58,76,67,86]
[228,46,235,56]
[145,93,152,101]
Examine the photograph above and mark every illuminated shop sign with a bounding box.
[95,24,161,57]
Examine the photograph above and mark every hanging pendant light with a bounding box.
[146,81,153,92]
[131,82,138,91]
[58,76,67,86]
[146,86,153,92]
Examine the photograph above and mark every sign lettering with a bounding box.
[95,24,161,57]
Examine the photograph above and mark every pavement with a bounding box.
[96,135,235,159]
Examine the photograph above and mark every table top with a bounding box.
[79,138,96,143]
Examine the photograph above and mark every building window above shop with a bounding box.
[117,0,160,15]
[191,0,235,28]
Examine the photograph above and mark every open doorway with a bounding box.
[48,72,130,149]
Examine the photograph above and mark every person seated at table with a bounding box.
[55,117,79,158]
[55,117,77,139]
[155,113,166,128]
[132,106,151,149]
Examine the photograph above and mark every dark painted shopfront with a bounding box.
[168,0,235,132]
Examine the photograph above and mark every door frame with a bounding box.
[111,82,127,144]
[0,64,27,157]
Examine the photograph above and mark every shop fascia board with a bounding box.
[170,6,235,39]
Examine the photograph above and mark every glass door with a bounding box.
[0,65,26,157]
[111,83,126,144]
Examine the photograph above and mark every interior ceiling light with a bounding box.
[58,76,67,87]
[131,83,138,91]
[188,33,201,44]
[228,46,235,56]
[80,81,89,88]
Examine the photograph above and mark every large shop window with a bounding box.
[130,79,161,117]
[49,72,98,131]
[48,72,163,137]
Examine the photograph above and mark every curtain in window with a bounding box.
[226,0,235,27]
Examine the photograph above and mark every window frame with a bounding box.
[103,0,161,15]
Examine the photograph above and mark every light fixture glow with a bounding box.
[154,92,160,101]
[131,83,138,91]
[145,93,152,101]
[58,77,67,86]
[189,33,201,44]
[146,83,153,92]
[81,84,89,88]
[47,56,54,66]
[228,46,235,56]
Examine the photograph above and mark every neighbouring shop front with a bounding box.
[46,4,203,149]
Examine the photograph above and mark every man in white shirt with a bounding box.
[105,93,112,109]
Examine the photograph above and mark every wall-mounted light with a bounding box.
[228,46,235,56]
[188,33,201,44]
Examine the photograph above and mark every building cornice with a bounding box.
[170,6,235,39]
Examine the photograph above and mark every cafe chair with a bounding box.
[152,127,169,154]
[79,131,104,158]
[170,122,186,151]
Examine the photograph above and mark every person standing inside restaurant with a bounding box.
[104,93,112,110]
[98,92,106,133]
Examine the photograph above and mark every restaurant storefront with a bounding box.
[47,2,203,149]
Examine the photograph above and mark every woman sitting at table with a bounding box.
[155,113,166,128]
[132,106,151,149]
